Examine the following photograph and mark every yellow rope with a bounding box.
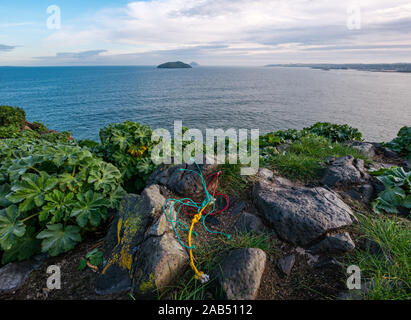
[188,203,209,280]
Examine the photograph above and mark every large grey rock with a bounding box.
[308,232,355,254]
[253,171,353,246]
[345,141,376,158]
[133,232,188,295]
[212,248,266,300]
[0,255,47,293]
[147,158,218,197]
[234,212,265,234]
[95,185,165,295]
[321,155,370,188]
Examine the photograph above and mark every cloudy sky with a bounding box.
[1,0,411,66]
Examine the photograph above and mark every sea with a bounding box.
[0,66,410,142]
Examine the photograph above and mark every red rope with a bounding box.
[181,171,229,216]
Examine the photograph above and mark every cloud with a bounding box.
[34,50,107,64]
[0,44,16,52]
[33,0,411,64]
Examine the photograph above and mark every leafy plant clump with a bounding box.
[0,138,125,264]
[370,167,410,216]
[99,121,159,192]
[303,122,363,143]
[384,126,411,159]
[0,106,26,127]
[259,122,363,158]
[0,106,27,139]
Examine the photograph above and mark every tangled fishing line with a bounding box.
[162,160,231,283]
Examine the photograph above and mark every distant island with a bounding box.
[265,63,411,73]
[157,61,192,69]
[190,62,200,67]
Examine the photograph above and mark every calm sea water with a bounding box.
[0,66,410,142]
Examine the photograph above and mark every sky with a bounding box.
[1,0,411,66]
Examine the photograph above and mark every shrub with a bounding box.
[370,167,410,215]
[0,138,124,264]
[384,126,411,159]
[0,106,26,127]
[303,122,363,142]
[31,121,49,133]
[99,121,159,192]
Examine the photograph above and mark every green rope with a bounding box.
[162,159,231,250]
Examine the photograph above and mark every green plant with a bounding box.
[78,248,104,270]
[370,167,410,215]
[346,214,411,300]
[303,122,363,142]
[0,138,124,264]
[0,125,21,139]
[264,134,369,181]
[31,121,49,133]
[99,121,159,192]
[384,126,411,159]
[0,106,26,128]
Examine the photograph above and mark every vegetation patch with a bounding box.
[263,135,369,182]
[346,214,411,300]
[384,126,411,159]
[0,138,124,264]
[370,167,410,216]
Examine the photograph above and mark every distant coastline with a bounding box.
[265,63,411,73]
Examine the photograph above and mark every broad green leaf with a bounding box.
[0,205,26,250]
[1,226,41,264]
[0,183,12,208]
[39,190,74,223]
[88,162,121,193]
[6,172,58,212]
[71,190,109,228]
[36,224,81,256]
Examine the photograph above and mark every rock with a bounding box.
[361,239,385,257]
[257,168,274,181]
[147,158,218,197]
[308,232,355,255]
[321,155,370,188]
[256,168,293,187]
[230,200,246,216]
[403,159,411,170]
[277,255,295,276]
[205,215,220,226]
[0,254,47,293]
[212,248,266,300]
[234,212,265,234]
[382,147,399,159]
[253,172,353,246]
[345,190,362,201]
[345,141,376,158]
[314,257,343,269]
[133,233,188,295]
[95,185,165,295]
[360,184,374,204]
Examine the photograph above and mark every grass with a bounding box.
[264,135,370,182]
[346,213,411,300]
[157,232,277,300]
[219,162,250,197]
